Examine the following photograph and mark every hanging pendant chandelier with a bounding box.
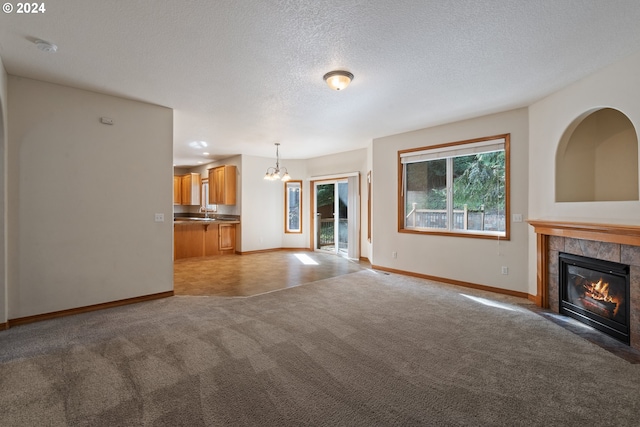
[264,143,291,181]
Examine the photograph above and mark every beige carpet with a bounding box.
[1,269,639,426]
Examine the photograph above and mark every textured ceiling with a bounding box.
[1,1,640,166]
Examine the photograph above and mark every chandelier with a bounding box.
[264,143,291,181]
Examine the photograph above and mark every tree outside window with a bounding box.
[400,135,509,239]
[285,181,302,233]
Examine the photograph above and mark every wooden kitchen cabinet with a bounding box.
[174,222,236,259]
[180,173,201,206]
[173,176,182,205]
[174,222,205,259]
[208,165,236,205]
[203,224,219,257]
[219,224,236,254]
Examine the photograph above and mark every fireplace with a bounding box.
[529,220,640,352]
[559,252,630,344]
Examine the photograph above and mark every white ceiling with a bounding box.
[1,1,640,166]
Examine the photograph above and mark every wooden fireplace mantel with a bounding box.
[528,219,640,247]
[528,219,640,308]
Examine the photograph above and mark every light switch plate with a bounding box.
[513,214,523,223]
[154,213,164,222]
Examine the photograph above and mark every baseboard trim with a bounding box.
[0,322,8,331]
[528,293,541,304]
[237,247,312,255]
[371,265,529,299]
[359,256,371,263]
[7,291,174,328]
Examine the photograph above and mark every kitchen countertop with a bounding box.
[173,217,240,225]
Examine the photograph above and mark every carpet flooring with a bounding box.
[1,269,639,426]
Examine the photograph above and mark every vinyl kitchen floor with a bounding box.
[173,251,369,297]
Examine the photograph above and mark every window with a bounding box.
[367,171,372,242]
[201,179,217,210]
[285,180,302,233]
[399,134,509,239]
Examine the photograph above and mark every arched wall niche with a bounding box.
[555,107,639,202]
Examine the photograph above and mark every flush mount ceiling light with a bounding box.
[264,143,291,182]
[188,140,208,149]
[323,70,354,91]
[35,39,58,53]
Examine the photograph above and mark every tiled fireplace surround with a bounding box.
[529,220,640,352]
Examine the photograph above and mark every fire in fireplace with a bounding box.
[559,252,630,344]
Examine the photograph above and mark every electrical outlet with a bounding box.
[501,266,509,275]
[154,213,164,222]
[392,251,397,259]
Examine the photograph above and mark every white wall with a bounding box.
[528,51,640,294]
[307,148,369,259]
[240,155,308,252]
[372,108,529,293]
[529,52,640,222]
[7,77,174,318]
[0,56,7,324]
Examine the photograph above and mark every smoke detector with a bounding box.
[35,40,58,53]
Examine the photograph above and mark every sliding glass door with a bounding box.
[315,180,348,255]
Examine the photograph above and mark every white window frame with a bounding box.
[201,179,217,210]
[398,134,510,240]
[285,180,302,233]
